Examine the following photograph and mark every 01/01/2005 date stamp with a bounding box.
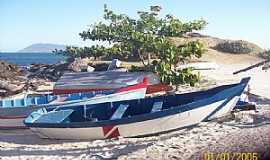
[203,152,259,160]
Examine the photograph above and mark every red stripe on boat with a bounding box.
[0,126,28,129]
[53,88,113,95]
[102,125,120,139]
[107,128,120,139]
[102,125,114,136]
[116,77,148,93]
[0,115,27,119]
[146,83,173,94]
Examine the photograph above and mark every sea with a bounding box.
[0,52,66,67]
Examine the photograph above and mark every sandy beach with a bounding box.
[1,0,269,159]
[0,61,270,160]
[0,109,269,160]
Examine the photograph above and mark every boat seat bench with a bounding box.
[83,106,99,121]
[151,101,163,113]
[110,104,129,120]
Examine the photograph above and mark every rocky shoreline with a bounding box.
[0,58,96,97]
[0,61,69,97]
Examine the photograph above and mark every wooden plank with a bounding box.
[233,59,270,74]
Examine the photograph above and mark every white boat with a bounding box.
[24,77,250,140]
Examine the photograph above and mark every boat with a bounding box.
[53,72,172,94]
[0,78,148,129]
[24,77,250,140]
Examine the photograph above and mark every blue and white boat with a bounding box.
[24,77,250,140]
[0,78,148,129]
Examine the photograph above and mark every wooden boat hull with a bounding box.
[53,72,169,94]
[25,78,250,140]
[53,83,173,95]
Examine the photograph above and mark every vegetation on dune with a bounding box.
[213,40,263,54]
[59,5,207,85]
[259,49,270,59]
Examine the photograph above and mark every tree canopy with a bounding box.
[61,5,207,85]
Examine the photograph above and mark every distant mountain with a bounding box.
[18,43,66,53]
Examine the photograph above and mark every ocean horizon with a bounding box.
[0,52,66,66]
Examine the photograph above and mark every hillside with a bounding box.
[169,33,265,64]
[18,43,66,53]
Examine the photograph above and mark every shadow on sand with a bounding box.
[249,93,270,106]
[0,129,81,145]
[223,110,270,129]
[0,129,157,159]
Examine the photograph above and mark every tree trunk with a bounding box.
[147,52,151,70]
[137,49,147,67]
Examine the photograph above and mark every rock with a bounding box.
[68,57,93,72]
[0,61,27,97]
[0,61,24,80]
[27,63,71,81]
[0,61,72,97]
[0,80,24,92]
[0,80,25,97]
[91,63,109,71]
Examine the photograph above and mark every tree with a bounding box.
[62,5,207,86]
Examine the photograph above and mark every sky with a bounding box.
[0,0,269,52]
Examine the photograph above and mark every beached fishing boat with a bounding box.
[0,78,148,129]
[53,72,172,94]
[24,77,250,140]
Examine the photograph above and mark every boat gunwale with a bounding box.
[0,81,147,110]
